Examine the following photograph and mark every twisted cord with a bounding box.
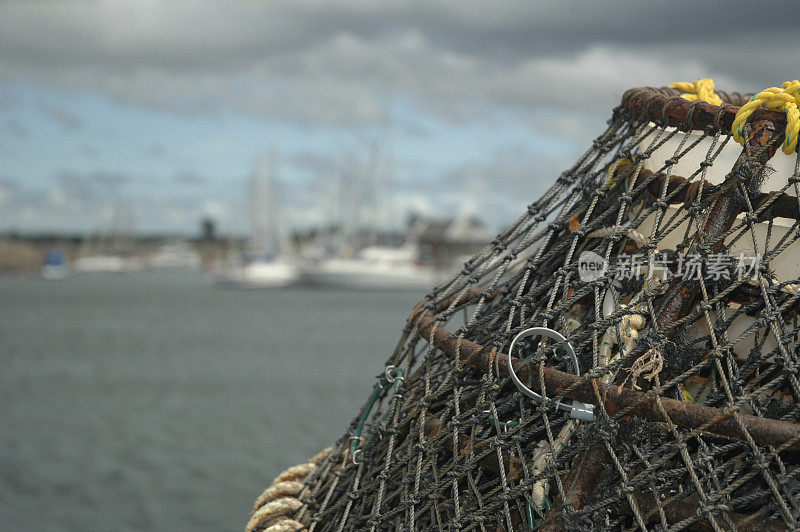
[670,78,723,106]
[672,77,800,154]
[732,80,800,154]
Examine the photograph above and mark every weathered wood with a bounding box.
[538,445,607,532]
[619,491,787,532]
[620,87,785,134]
[622,164,800,222]
[655,116,781,330]
[410,309,800,453]
[408,87,794,531]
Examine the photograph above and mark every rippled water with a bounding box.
[0,273,424,531]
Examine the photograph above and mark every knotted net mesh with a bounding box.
[250,86,800,531]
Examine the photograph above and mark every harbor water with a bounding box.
[0,273,425,530]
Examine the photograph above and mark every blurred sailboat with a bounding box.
[41,248,69,280]
[73,199,141,273]
[217,151,299,288]
[301,139,438,290]
[151,241,201,270]
[303,243,438,290]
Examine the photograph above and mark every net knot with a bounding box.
[742,211,758,225]
[618,483,636,496]
[619,348,663,391]
[447,465,464,480]
[753,453,771,471]
[732,80,800,154]
[670,78,723,106]
[697,301,713,312]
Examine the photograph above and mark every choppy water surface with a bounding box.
[0,273,424,530]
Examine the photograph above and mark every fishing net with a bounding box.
[248,83,800,531]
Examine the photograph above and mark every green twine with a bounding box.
[349,366,404,461]
[485,411,519,431]
[499,344,566,389]
[526,495,552,528]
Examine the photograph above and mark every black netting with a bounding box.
[252,87,800,531]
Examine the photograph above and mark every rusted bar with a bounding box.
[410,309,800,452]
[624,165,800,222]
[619,491,787,532]
[411,293,796,527]
[712,90,752,107]
[655,117,781,330]
[422,417,523,479]
[423,402,786,531]
[562,115,782,528]
[413,91,792,531]
[620,87,786,135]
[538,445,607,532]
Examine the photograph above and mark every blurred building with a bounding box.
[410,216,492,270]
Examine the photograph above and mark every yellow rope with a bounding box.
[681,384,696,404]
[671,78,800,155]
[605,157,635,190]
[732,80,800,155]
[670,78,723,106]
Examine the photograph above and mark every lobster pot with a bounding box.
[249,86,800,531]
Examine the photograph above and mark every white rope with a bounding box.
[587,226,649,247]
[247,447,331,532]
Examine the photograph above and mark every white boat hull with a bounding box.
[301,259,437,290]
[41,264,69,280]
[73,255,127,274]
[217,260,300,288]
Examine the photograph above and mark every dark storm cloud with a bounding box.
[1,1,797,233]
[0,1,796,125]
[0,2,795,69]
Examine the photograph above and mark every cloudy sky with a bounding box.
[1,1,798,236]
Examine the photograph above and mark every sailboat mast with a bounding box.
[250,149,289,258]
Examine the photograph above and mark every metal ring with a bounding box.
[352,449,362,464]
[507,327,580,407]
[385,365,399,383]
